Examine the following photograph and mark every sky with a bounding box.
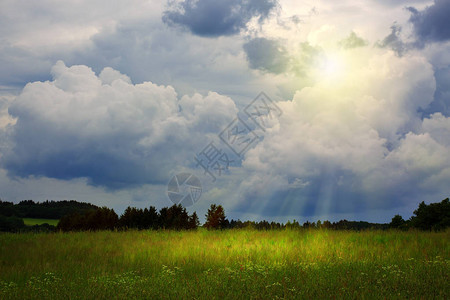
[0,0,449,223]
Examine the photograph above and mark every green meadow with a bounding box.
[0,229,448,299]
[22,218,59,227]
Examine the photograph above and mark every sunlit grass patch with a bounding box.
[22,218,59,226]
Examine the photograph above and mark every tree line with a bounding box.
[56,204,199,231]
[0,198,448,232]
[201,199,449,231]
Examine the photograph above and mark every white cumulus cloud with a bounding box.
[2,61,238,189]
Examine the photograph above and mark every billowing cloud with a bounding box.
[408,0,450,46]
[232,48,449,219]
[2,61,238,189]
[162,0,279,37]
[243,37,289,73]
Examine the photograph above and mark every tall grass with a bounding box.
[0,229,448,299]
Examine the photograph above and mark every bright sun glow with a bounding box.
[317,52,345,79]
[323,57,341,76]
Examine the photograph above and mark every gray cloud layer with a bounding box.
[162,0,278,37]
[338,32,369,49]
[243,38,289,73]
[376,24,407,56]
[243,38,322,78]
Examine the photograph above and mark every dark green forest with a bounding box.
[0,200,98,218]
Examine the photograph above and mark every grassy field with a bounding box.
[22,218,59,226]
[0,229,448,299]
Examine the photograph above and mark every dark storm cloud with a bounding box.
[407,0,450,46]
[243,37,288,73]
[162,0,279,37]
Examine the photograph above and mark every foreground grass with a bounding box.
[22,218,59,226]
[0,229,448,299]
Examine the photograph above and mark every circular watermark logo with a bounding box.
[167,173,202,207]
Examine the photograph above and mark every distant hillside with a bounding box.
[0,200,99,219]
